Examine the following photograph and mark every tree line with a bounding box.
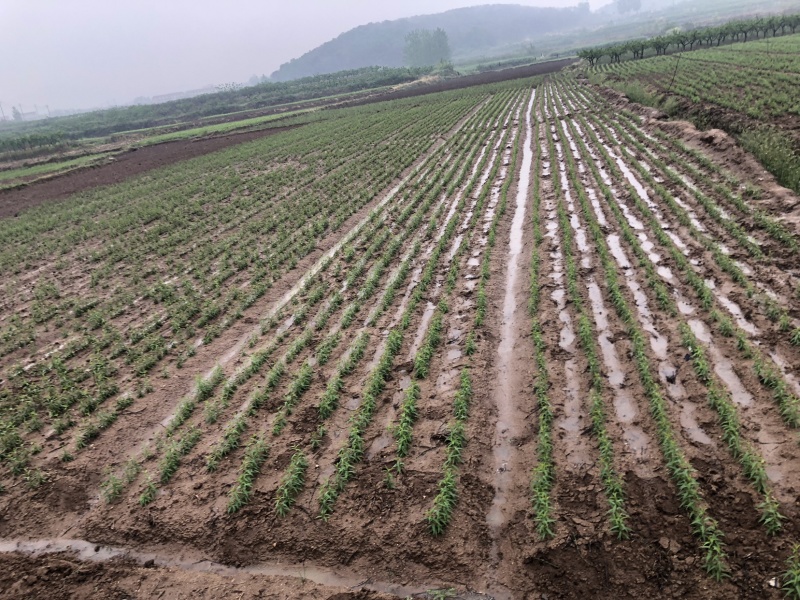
[0,131,67,154]
[578,13,800,66]
[404,28,452,68]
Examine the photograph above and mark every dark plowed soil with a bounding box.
[0,125,299,219]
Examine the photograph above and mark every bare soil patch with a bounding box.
[0,125,299,219]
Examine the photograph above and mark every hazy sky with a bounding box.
[1,0,613,111]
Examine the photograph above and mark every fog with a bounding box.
[0,0,613,112]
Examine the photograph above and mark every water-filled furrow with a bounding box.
[586,280,653,472]
[581,117,768,338]
[0,538,441,598]
[558,111,715,449]
[487,88,536,529]
[545,196,591,468]
[687,319,794,491]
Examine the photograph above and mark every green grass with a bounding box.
[138,109,313,146]
[0,153,111,186]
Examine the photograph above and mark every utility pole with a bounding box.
[0,102,5,121]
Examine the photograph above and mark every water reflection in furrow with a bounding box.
[770,351,800,397]
[487,89,535,531]
[0,538,437,598]
[586,280,652,473]
[586,119,770,342]
[561,107,712,448]
[553,139,591,269]
[546,195,590,468]
[688,319,791,489]
[688,320,753,408]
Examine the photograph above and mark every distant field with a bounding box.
[137,108,315,145]
[595,34,800,122]
[593,34,800,194]
[0,154,110,188]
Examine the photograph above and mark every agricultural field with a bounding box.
[1,63,800,599]
[594,34,800,124]
[593,33,800,195]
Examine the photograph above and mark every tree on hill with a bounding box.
[404,28,452,67]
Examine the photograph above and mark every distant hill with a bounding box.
[270,4,596,81]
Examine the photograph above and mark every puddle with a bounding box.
[657,266,674,281]
[673,195,707,232]
[276,315,295,336]
[546,199,589,469]
[714,292,758,336]
[678,402,714,446]
[560,358,589,466]
[435,368,459,393]
[607,235,632,269]
[677,297,695,315]
[587,280,652,469]
[447,348,462,361]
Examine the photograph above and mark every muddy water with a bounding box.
[487,89,535,531]
[688,320,753,408]
[564,112,715,449]
[691,318,795,492]
[621,122,763,256]
[571,121,644,232]
[0,538,448,598]
[386,106,512,335]
[587,118,770,342]
[770,351,800,397]
[556,114,656,469]
[711,288,758,335]
[549,228,590,468]
[553,140,591,269]
[586,186,608,227]
[586,281,653,472]
[596,120,773,340]
[407,301,437,359]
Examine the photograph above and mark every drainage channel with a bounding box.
[0,537,493,598]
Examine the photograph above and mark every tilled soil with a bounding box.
[2,77,800,600]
